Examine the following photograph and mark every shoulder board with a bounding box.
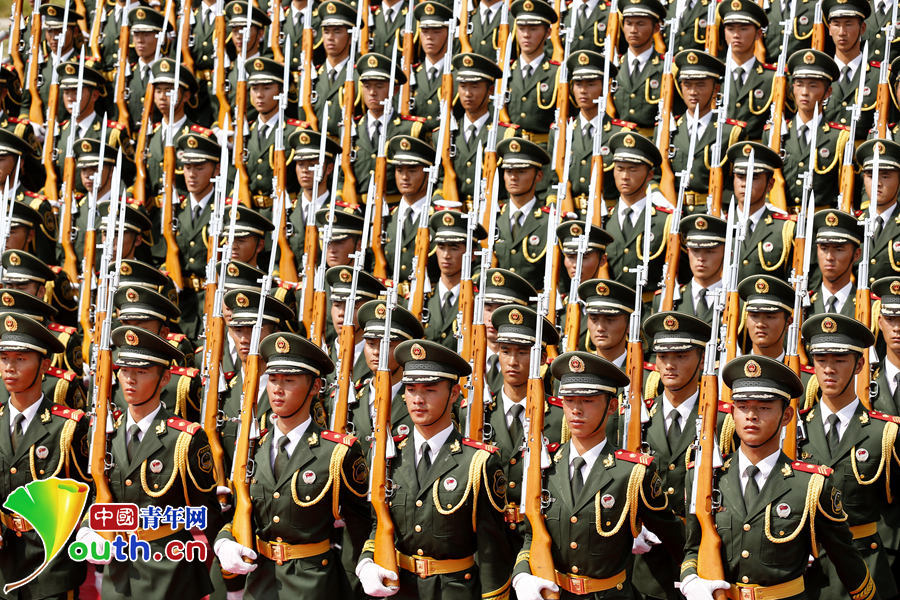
[371,4,379,10]
[791,461,833,476]
[541,206,551,213]
[170,366,199,377]
[610,118,637,129]
[224,371,236,381]
[547,442,561,453]
[615,449,654,465]
[499,121,521,129]
[763,122,772,131]
[548,60,560,66]
[654,289,662,296]
[763,62,777,70]
[798,407,812,417]
[655,206,673,214]
[48,322,76,334]
[60,119,70,127]
[46,366,76,381]
[321,430,358,446]
[392,433,409,443]
[50,265,63,274]
[166,332,186,342]
[725,118,747,127]
[463,438,499,453]
[285,118,310,127]
[801,365,815,374]
[401,115,426,123]
[717,401,733,414]
[771,213,793,221]
[112,409,123,422]
[166,418,201,435]
[412,62,421,69]
[278,280,300,290]
[51,404,85,421]
[855,209,865,218]
[686,461,695,469]
[190,124,214,135]
[828,122,850,131]
[7,116,26,124]
[548,396,563,407]
[869,410,900,424]
[355,379,368,391]
[23,190,45,199]
[870,61,882,68]
[105,119,125,130]
[644,362,656,371]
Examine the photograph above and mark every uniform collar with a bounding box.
[7,395,45,436]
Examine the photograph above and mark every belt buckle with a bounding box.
[414,557,430,578]
[569,576,587,595]
[739,587,756,600]
[504,503,519,523]
[270,542,286,565]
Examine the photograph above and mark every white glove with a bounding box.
[30,122,46,144]
[76,527,111,565]
[214,538,258,575]
[356,558,399,597]
[632,526,662,554]
[512,572,560,600]
[225,591,244,600]
[216,486,233,512]
[681,574,731,600]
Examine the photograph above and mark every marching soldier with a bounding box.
[864,0,900,64]
[469,0,505,59]
[355,339,514,599]
[808,209,862,317]
[222,1,272,109]
[411,1,453,131]
[368,0,409,56]
[763,0,816,61]
[280,0,323,74]
[737,275,797,362]
[669,0,712,53]
[312,0,354,138]
[21,1,84,116]
[857,138,900,284]
[226,205,275,270]
[286,128,342,261]
[53,60,113,176]
[579,278,634,368]
[871,276,900,416]
[568,0,613,54]
[126,7,167,129]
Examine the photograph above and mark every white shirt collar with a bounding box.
[125,403,163,444]
[413,423,455,465]
[569,438,607,479]
[510,197,537,226]
[521,54,544,76]
[872,202,897,224]
[383,0,402,21]
[327,56,349,76]
[795,111,822,137]
[729,56,756,80]
[301,191,329,216]
[748,203,767,230]
[190,189,214,212]
[626,46,654,71]
[437,279,460,305]
[686,109,713,136]
[662,390,698,428]
[463,111,490,135]
[271,416,311,463]
[737,446,781,492]
[617,196,647,228]
[7,396,45,436]
[821,280,853,313]
[76,112,97,137]
[886,358,900,396]
[833,53,863,81]
[479,0,501,19]
[501,390,527,429]
[399,194,430,227]
[691,278,723,307]
[367,380,403,410]
[612,350,627,369]
[819,398,860,440]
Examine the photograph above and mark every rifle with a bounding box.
[58,48,86,283]
[340,10,362,204]
[552,7,575,215]
[370,40,400,280]
[811,0,824,51]
[268,0,284,63]
[704,0,718,55]
[498,5,512,124]
[660,105,700,311]
[274,47,299,284]
[409,124,442,320]
[161,18,188,290]
[299,104,330,331]
[839,42,870,212]
[299,0,317,129]
[213,0,230,129]
[875,5,897,139]
[114,7,131,134]
[0,165,19,279]
[561,156,598,352]
[545,126,574,354]
[481,25,514,232]
[523,200,560,599]
[309,152,343,346]
[399,0,414,117]
[855,147,878,410]
[550,0,564,62]
[9,0,24,86]
[232,0,254,208]
[26,0,43,124]
[708,48,734,217]
[41,0,75,208]
[438,5,461,207]
[88,0,103,60]
[360,0,371,51]
[654,0,684,205]
[765,0,795,213]
[583,25,615,221]
[459,0,473,53]
[457,152,483,363]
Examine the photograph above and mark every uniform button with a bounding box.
[189,258,195,263]
[511,249,517,254]
[466,161,472,167]
[466,178,472,184]
[741,550,749,558]
[417,549,424,556]
[623,267,629,272]
[579,177,585,183]
[257,158,263,164]
[742,576,750,584]
[668,464,675,471]
[623,248,629,254]
[580,160,587,165]
[689,174,694,179]
[798,162,804,168]
[872,258,877,264]
[427,100,432,105]
[572,566,579,573]
[402,265,407,270]
[871,542,878,549]
[125,478,131,486]
[510,267,516,272]
[629,108,635,114]
[8,467,14,474]
[736,102,742,108]
[509,481,516,488]
[189,241,195,247]
[416,500,423,507]
[570,541,578,549]
[256,175,262,180]
[667,487,675,494]
[742,259,749,265]
[570,516,578,523]
[273,516,280,523]
[521,96,527,102]
[743,524,750,531]
[509,458,517,465]
[322,559,328,566]
[273,492,280,499]
[520,113,527,118]
[414,525,422,532]
[630,93,636,98]
[276,537,283,542]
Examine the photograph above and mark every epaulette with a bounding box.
[393,433,408,443]
[60,119,70,128]
[771,213,795,221]
[717,401,732,414]
[170,366,199,377]
[499,122,521,130]
[801,365,815,374]
[48,322,77,335]
[463,437,499,453]
[828,122,850,131]
[411,62,421,69]
[855,209,865,218]
[610,118,637,129]
[763,122,772,131]
[870,61,881,68]
[401,115,426,123]
[113,409,123,422]
[655,205,673,214]
[762,62,777,71]
[50,265,63,274]
[370,4,378,10]
[7,116,27,125]
[541,205,552,213]
[190,124,214,135]
[51,404,85,422]
[46,366,76,382]
[166,418,201,434]
[615,449,653,465]
[354,114,363,122]
[224,371,236,381]
[105,119,125,130]
[687,461,694,469]
[725,118,746,127]
[644,362,656,371]
[166,332,186,342]
[321,430,358,446]
[654,289,662,295]
[547,442,561,453]
[548,396,563,407]
[23,190,46,200]
[791,461,833,476]
[869,410,900,424]
[286,118,310,127]
[278,280,300,290]
[548,60,560,66]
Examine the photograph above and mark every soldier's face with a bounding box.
[679,78,716,112]
[250,82,281,116]
[101,230,141,261]
[120,319,166,336]
[613,162,652,196]
[5,226,32,251]
[723,23,760,56]
[746,311,790,353]
[572,78,604,110]
[587,313,628,352]
[816,242,860,285]
[812,353,863,401]
[561,393,614,440]
[655,350,702,392]
[405,380,459,428]
[498,343,531,387]
[331,299,359,330]
[62,87,97,117]
[395,165,427,197]
[268,373,320,421]
[622,16,657,51]
[325,236,359,267]
[862,168,900,209]
[563,250,602,281]
[322,26,351,58]
[231,235,263,264]
[435,242,465,278]
[228,323,275,363]
[828,16,865,53]
[153,83,185,117]
[0,352,48,395]
[117,366,170,406]
[361,80,390,111]
[363,337,400,372]
[132,30,160,60]
[2,281,42,297]
[458,81,490,114]
[791,77,830,114]
[732,398,791,449]
[231,24,261,53]
[0,155,17,187]
[503,167,541,198]
[295,158,318,189]
[732,172,772,210]
[183,161,218,195]
[686,245,724,284]
[484,302,502,343]
[44,26,74,54]
[878,314,900,354]
[515,23,549,56]
[80,165,113,194]
[419,26,448,57]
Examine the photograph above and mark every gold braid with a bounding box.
[141,431,192,498]
[31,419,77,479]
[849,422,897,503]
[432,449,492,532]
[763,473,825,557]
[595,463,646,537]
[720,414,736,456]
[481,453,506,513]
[291,443,348,522]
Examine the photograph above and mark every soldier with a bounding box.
[493,138,552,287]
[505,0,559,143]
[223,1,272,110]
[213,332,372,598]
[823,0,877,137]
[310,1,354,138]
[779,50,847,210]
[763,0,816,61]
[190,0,220,99]
[126,7,166,129]
[653,214,726,324]
[423,209,487,349]
[280,0,324,75]
[871,276,900,415]
[511,351,685,600]
[679,355,875,600]
[863,0,900,64]
[368,0,409,56]
[725,142,795,281]
[579,279,634,368]
[669,50,745,213]
[603,131,670,291]
[410,2,453,132]
[857,138,900,284]
[0,312,91,598]
[226,205,275,270]
[808,209,862,317]
[325,267,387,387]
[0,118,47,200]
[469,0,505,59]
[53,60,111,176]
[568,0,613,54]
[98,199,155,265]
[720,0,776,140]
[356,339,513,599]
[76,327,223,599]
[668,0,712,53]
[21,1,83,116]
[737,275,797,362]
[799,313,898,600]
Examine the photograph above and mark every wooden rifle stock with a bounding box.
[439,76,461,206]
[133,83,155,209]
[783,353,801,460]
[371,155,390,279]
[274,148,299,283]
[811,22,825,51]
[659,231,681,311]
[720,288,740,405]
[360,0,371,50]
[480,151,499,232]
[79,228,97,359]
[310,289,327,346]
[554,82,573,214]
[9,0,24,86]
[332,324,356,433]
[60,154,78,281]
[399,30,414,117]
[549,0,564,62]
[201,308,228,496]
[231,354,261,550]
[340,78,359,204]
[269,4,284,63]
[371,367,400,585]
[89,0,104,59]
[234,78,252,208]
[459,279,475,360]
[708,163,723,217]
[877,80,890,138]
[301,221,318,331]
[624,339,643,452]
[214,12,230,128]
[408,223,430,319]
[855,287,872,409]
[89,346,115,507]
[115,21,132,134]
[467,324,487,439]
[839,160,855,212]
[704,20,718,54]
[43,82,61,204]
[545,244,562,360]
[563,301,581,353]
[459,0,473,53]
[768,74,788,211]
[162,144,185,288]
[27,11,43,124]
[300,25,317,128]
[657,73,676,203]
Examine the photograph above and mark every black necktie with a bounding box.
[733,67,744,88]
[509,403,524,447]
[467,123,477,142]
[402,207,416,238]
[274,436,290,479]
[621,207,635,240]
[11,414,24,452]
[417,443,432,486]
[893,373,900,411]
[511,210,523,240]
[668,412,683,446]
[372,120,382,146]
[825,296,838,314]
[127,424,141,462]
[696,288,712,321]
[743,465,760,511]
[442,291,455,321]
[874,216,885,240]
[571,456,586,498]
[826,414,841,454]
[523,64,534,79]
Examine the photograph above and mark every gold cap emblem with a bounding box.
[299,132,310,145]
[825,212,839,227]
[275,336,290,353]
[8,253,20,266]
[424,3,435,14]
[578,52,589,65]
[821,317,838,333]
[491,272,505,286]
[509,140,521,152]
[186,136,198,148]
[686,52,699,64]
[3,316,16,332]
[0,293,12,307]
[730,0,741,9]
[462,55,474,67]
[375,303,387,318]
[227,263,239,277]
[367,55,378,68]
[125,288,139,302]
[695,217,708,230]
[875,141,886,154]
[65,64,75,75]
[442,212,454,227]
[568,356,584,373]
[80,140,92,153]
[399,138,411,151]
[803,51,815,65]
[233,3,243,13]
[509,309,523,325]
[742,143,753,156]
[236,293,250,308]
[326,2,336,13]
[136,8,146,19]
[160,60,171,72]
[595,282,610,296]
[253,59,264,71]
[120,263,132,276]
[523,0,534,10]
[663,315,679,331]
[339,269,352,283]
[410,343,426,360]
[124,329,139,346]
[570,224,582,237]
[891,281,900,295]
[744,359,761,378]
[623,134,635,148]
[755,278,769,294]
[47,6,57,16]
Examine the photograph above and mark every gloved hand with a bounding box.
[512,572,560,600]
[76,527,111,565]
[225,591,245,600]
[356,558,400,597]
[30,122,47,144]
[632,526,661,554]
[214,538,258,575]
[680,574,731,600]
[216,486,233,512]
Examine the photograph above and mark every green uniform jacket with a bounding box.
[668,0,712,53]
[348,379,411,459]
[468,6,504,59]
[350,113,423,196]
[806,283,858,317]
[19,189,61,271]
[383,200,429,284]
[568,2,611,54]
[863,208,900,285]
[360,429,513,599]
[0,399,90,598]
[779,119,847,210]
[411,63,443,132]
[613,52,668,131]
[492,202,551,290]
[863,7,900,64]
[446,118,517,208]
[604,203,671,291]
[127,62,152,132]
[222,370,271,475]
[727,60,776,141]
[652,280,716,324]
[423,287,459,350]
[145,120,195,200]
[823,61,878,138]
[312,60,348,139]
[669,114,745,197]
[369,3,409,57]
[506,56,559,136]
[216,423,372,599]
[764,0,816,62]
[735,205,796,282]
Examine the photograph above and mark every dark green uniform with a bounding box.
[368,0,408,57]
[780,119,848,210]
[505,56,559,140]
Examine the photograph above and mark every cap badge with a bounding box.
[186,136,198,148]
[821,317,838,333]
[570,224,582,236]
[424,3,435,14]
[47,6,56,15]
[663,315,679,331]
[687,52,699,64]
[399,138,411,151]
[227,263,239,277]
[124,329,139,346]
[803,51,815,65]
[876,141,886,154]
[742,143,752,156]
[410,343,426,360]
[731,0,741,8]
[825,212,839,227]
[80,140,92,153]
[299,132,310,145]
[744,359,761,378]
[367,55,378,68]
[462,55,474,67]
[523,0,534,10]
[755,279,769,294]
[125,288,139,302]
[326,2,336,12]
[891,281,900,295]
[235,293,250,307]
[253,59,264,71]
[3,316,16,332]
[509,309,523,325]
[491,272,505,286]
[233,3,243,13]
[136,8,146,19]
[8,253,19,266]
[120,263,132,276]
[375,303,387,318]
[65,64,75,75]
[623,134,636,148]
[578,52,589,65]
[0,293,13,307]
[569,356,584,373]
[339,269,352,283]
[275,336,290,353]
[596,282,610,296]
[695,217,708,230]
[160,60,171,72]
[509,140,521,152]
[442,212,454,226]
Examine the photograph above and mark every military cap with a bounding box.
[177,126,221,164]
[787,49,839,82]
[491,304,559,346]
[675,50,725,80]
[511,0,558,25]
[855,138,900,171]
[225,0,271,27]
[452,53,503,82]
[129,6,165,31]
[224,290,295,327]
[620,0,666,20]
[874,276,900,316]
[550,351,629,397]
[0,312,64,355]
[114,285,181,322]
[326,266,386,301]
[718,0,767,27]
[57,61,106,89]
[151,58,198,93]
[726,141,783,174]
[1,250,54,284]
[738,275,794,313]
[357,53,408,84]
[802,314,874,355]
[607,131,661,167]
[0,119,38,156]
[75,136,117,168]
[247,56,284,85]
[498,137,550,169]
[578,279,635,315]
[0,289,58,321]
[40,1,83,25]
[722,355,803,402]
[414,1,453,27]
[111,326,183,367]
[823,0,870,21]
[478,268,536,305]
[220,260,264,291]
[567,50,618,81]
[813,209,862,246]
[319,0,355,27]
[643,311,711,352]
[117,260,169,289]
[387,135,435,166]
[557,219,613,253]
[430,210,488,243]
[261,332,334,376]
[316,205,365,240]
[395,339,471,383]
[9,201,40,229]
[680,214,726,248]
[232,205,275,237]
[359,300,425,340]
[289,128,341,162]
[98,201,152,235]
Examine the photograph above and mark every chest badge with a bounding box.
[754,89,764,98]
[397,424,410,436]
[799,15,809,24]
[540,83,549,92]
[601,494,615,508]
[763,241,774,252]
[820,147,830,158]
[776,503,790,518]
[302,470,316,484]
[855,448,869,462]
[35,446,48,459]
[529,234,540,246]
[444,477,458,491]
[149,459,163,474]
